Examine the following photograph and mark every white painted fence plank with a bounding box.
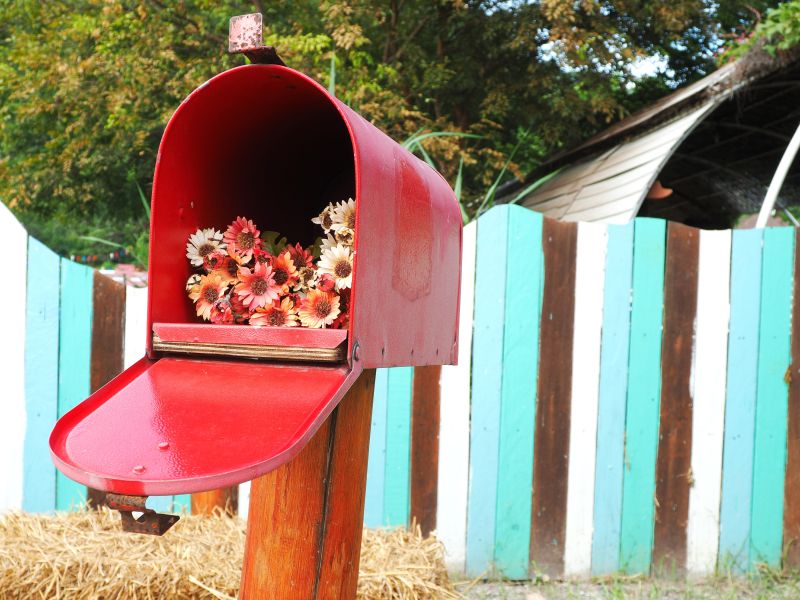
[687,229,731,575]
[0,204,27,511]
[239,480,251,522]
[123,285,148,368]
[436,220,476,574]
[564,222,608,576]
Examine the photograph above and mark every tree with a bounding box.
[0,0,781,259]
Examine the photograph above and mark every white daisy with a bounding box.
[318,243,354,290]
[319,234,337,254]
[186,228,225,267]
[186,273,201,292]
[334,226,354,247]
[330,198,355,232]
[311,204,335,233]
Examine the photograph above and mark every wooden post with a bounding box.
[191,487,238,516]
[239,369,376,599]
[410,365,441,537]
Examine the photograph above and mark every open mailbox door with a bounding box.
[50,60,461,499]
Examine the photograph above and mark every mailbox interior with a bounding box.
[148,65,355,358]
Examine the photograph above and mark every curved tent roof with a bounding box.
[505,49,800,227]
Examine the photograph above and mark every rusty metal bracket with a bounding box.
[228,13,285,66]
[106,493,180,536]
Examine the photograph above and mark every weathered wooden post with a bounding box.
[50,13,462,598]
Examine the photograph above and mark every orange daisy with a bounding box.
[250,297,299,327]
[235,261,280,309]
[188,273,229,321]
[298,289,341,328]
[270,250,299,294]
[223,216,262,261]
[208,250,244,287]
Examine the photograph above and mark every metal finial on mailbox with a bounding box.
[228,13,285,66]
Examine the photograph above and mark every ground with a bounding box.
[458,573,800,599]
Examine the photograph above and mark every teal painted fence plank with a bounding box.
[619,218,667,574]
[148,496,173,513]
[173,494,191,513]
[750,226,794,567]
[383,366,414,526]
[364,368,390,527]
[56,259,94,510]
[23,238,61,513]
[466,205,509,576]
[22,237,61,512]
[591,222,635,575]
[494,206,543,579]
[718,228,763,573]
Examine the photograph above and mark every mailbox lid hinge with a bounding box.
[106,493,180,536]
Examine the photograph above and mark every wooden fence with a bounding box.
[3,201,800,580]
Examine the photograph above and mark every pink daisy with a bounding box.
[223,217,262,261]
[235,261,280,309]
[210,297,235,324]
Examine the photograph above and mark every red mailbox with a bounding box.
[49,39,461,502]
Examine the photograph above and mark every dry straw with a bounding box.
[0,508,456,599]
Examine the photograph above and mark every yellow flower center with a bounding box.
[334,260,352,279]
[274,268,289,286]
[315,299,332,318]
[237,231,255,250]
[346,210,355,229]
[203,287,219,304]
[251,278,269,296]
[226,260,239,277]
[322,211,333,230]
[198,243,216,257]
[266,310,285,326]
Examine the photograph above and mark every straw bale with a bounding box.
[0,509,456,599]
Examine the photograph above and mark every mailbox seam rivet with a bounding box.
[352,342,361,362]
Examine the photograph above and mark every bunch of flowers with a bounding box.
[185,199,355,329]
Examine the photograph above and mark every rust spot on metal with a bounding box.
[228,13,285,66]
[106,493,180,536]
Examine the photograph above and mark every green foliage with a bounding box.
[728,0,800,57]
[0,0,781,259]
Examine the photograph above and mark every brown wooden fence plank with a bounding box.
[410,365,441,537]
[240,370,376,599]
[652,222,699,575]
[191,487,238,516]
[784,228,800,568]
[529,218,577,577]
[87,271,126,508]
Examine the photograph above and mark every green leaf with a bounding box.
[261,231,289,255]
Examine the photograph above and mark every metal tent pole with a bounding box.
[756,120,800,228]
